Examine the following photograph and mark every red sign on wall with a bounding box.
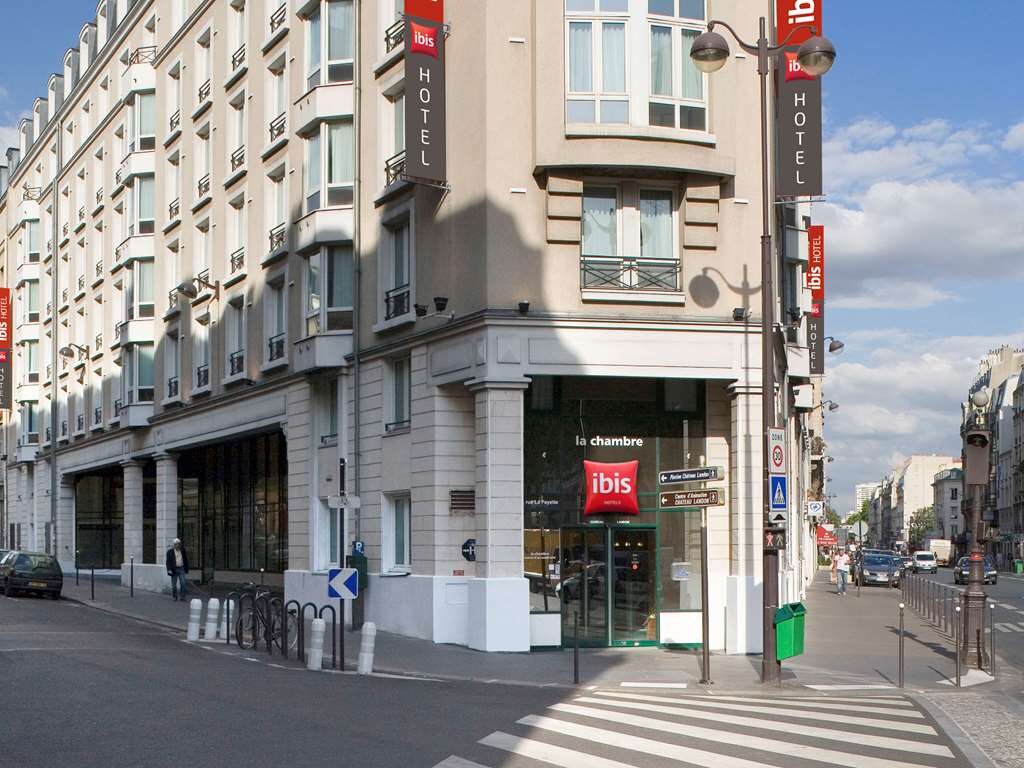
[0,287,11,348]
[0,287,11,410]
[776,0,822,47]
[406,0,443,24]
[807,225,825,304]
[584,460,639,516]
[816,525,837,546]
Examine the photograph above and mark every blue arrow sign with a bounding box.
[327,567,359,600]
[770,476,788,512]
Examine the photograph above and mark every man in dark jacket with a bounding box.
[165,538,190,601]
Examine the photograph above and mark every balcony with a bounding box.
[76,413,85,434]
[77,205,86,229]
[166,375,180,401]
[60,419,69,441]
[193,79,212,120]
[225,247,246,288]
[61,222,70,245]
[195,363,210,391]
[194,173,211,210]
[16,258,41,286]
[265,113,287,157]
[76,274,87,298]
[93,259,104,287]
[166,288,181,317]
[226,146,246,187]
[264,4,289,51]
[385,150,407,187]
[16,436,39,463]
[228,350,246,378]
[169,108,181,136]
[294,205,354,254]
[579,255,685,305]
[267,332,286,364]
[117,148,155,185]
[93,406,103,428]
[385,284,410,321]
[61,287,70,309]
[93,186,104,215]
[263,223,287,265]
[293,331,353,374]
[122,46,157,102]
[293,79,354,136]
[385,18,405,53]
[94,332,103,353]
[227,44,247,87]
[114,233,154,268]
[168,197,181,221]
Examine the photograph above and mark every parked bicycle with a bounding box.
[234,583,298,653]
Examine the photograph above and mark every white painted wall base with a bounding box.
[726,574,763,654]
[120,562,171,593]
[529,612,561,647]
[468,577,530,652]
[659,611,702,645]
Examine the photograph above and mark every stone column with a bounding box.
[121,459,144,573]
[56,474,75,570]
[154,452,179,558]
[466,379,530,652]
[33,457,49,551]
[727,381,764,654]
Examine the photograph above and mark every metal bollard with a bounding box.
[954,605,962,688]
[75,550,80,586]
[91,567,95,600]
[130,554,134,598]
[204,598,220,640]
[898,603,905,688]
[357,621,377,674]
[219,599,235,642]
[307,618,326,671]
[187,598,202,641]
[990,603,996,679]
[573,608,581,685]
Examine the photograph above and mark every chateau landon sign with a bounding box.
[583,460,639,516]
[404,0,446,184]
[776,0,823,198]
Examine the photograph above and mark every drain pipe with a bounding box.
[49,116,62,558]
[351,0,363,539]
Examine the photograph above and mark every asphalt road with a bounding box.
[917,567,1024,672]
[0,593,565,768]
[0,592,980,768]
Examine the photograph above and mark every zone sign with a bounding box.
[768,428,786,475]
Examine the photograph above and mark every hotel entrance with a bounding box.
[560,525,657,647]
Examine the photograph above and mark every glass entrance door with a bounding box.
[610,527,656,645]
[560,526,657,647]
[560,527,608,646]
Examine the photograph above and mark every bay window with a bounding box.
[22,403,39,444]
[26,280,41,323]
[26,220,41,262]
[125,342,154,403]
[304,120,354,213]
[581,182,679,291]
[647,1,706,130]
[129,92,155,152]
[125,259,155,319]
[128,175,155,235]
[304,247,353,334]
[25,341,40,383]
[306,0,355,90]
[566,14,628,124]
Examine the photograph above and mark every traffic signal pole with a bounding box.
[961,395,991,669]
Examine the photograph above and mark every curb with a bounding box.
[63,595,187,635]
[912,693,999,768]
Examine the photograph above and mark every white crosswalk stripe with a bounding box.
[437,689,969,768]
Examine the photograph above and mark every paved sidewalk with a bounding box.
[60,570,1016,693]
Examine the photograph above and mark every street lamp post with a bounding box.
[961,389,991,667]
[691,19,835,684]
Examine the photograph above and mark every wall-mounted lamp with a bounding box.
[58,343,89,359]
[732,307,751,322]
[414,296,454,322]
[175,274,220,300]
[825,336,845,354]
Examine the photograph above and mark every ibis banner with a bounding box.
[404,6,446,184]
[776,0,821,46]
[0,287,11,410]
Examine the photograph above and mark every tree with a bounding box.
[824,507,841,526]
[907,506,936,548]
[846,500,869,526]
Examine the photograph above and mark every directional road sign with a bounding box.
[327,567,359,600]
[805,501,824,517]
[660,489,723,509]
[768,428,786,474]
[659,466,723,485]
[770,476,788,511]
[770,512,787,527]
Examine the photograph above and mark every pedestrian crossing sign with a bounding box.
[770,476,788,511]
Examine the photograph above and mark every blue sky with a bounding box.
[2,2,1023,516]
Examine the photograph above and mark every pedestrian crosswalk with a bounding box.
[434,689,970,767]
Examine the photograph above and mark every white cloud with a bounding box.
[830,280,954,310]
[1003,122,1024,152]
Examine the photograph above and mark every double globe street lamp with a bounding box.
[690,19,836,685]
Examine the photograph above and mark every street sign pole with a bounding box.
[699,505,711,685]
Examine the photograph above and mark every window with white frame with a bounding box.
[128,175,155,235]
[129,92,156,152]
[305,0,355,91]
[194,221,211,276]
[580,181,679,291]
[196,124,211,194]
[264,275,287,363]
[647,0,706,130]
[304,120,354,213]
[229,194,246,273]
[229,0,247,69]
[125,258,154,319]
[196,30,212,100]
[124,342,155,403]
[304,245,355,332]
[385,355,411,432]
[167,62,182,133]
[565,4,628,124]
[229,91,246,170]
[91,368,103,425]
[165,331,180,399]
[267,167,287,253]
[167,153,181,218]
[22,402,39,444]
[268,57,287,139]
[314,498,342,570]
[26,220,41,263]
[381,215,411,321]
[193,316,210,389]
[25,341,40,383]
[319,377,339,445]
[226,297,246,376]
[382,493,411,573]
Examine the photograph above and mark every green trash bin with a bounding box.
[1014,559,1023,575]
[774,604,796,661]
[788,602,807,657]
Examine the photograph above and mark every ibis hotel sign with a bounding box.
[0,287,11,410]
[776,0,823,198]
[404,0,446,184]
[807,225,825,375]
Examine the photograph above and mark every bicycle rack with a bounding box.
[297,602,319,664]
[268,597,284,655]
[283,600,302,660]
[255,593,274,654]
[224,591,241,645]
[319,605,339,670]
[236,591,257,649]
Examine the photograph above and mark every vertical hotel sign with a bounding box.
[0,287,11,410]
[404,0,446,184]
[806,225,825,375]
[776,1,822,197]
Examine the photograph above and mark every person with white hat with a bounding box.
[164,538,191,601]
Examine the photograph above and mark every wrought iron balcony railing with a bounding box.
[229,350,245,376]
[268,332,286,362]
[268,223,286,253]
[384,284,410,321]
[231,44,246,71]
[269,113,286,142]
[385,19,405,53]
[197,174,211,198]
[579,255,681,292]
[196,363,210,389]
[197,79,211,104]
[385,150,406,186]
[230,145,245,171]
[230,247,245,274]
[270,4,287,33]
[169,109,181,133]
[128,46,157,65]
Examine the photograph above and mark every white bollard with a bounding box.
[219,599,235,642]
[307,618,326,671]
[187,599,202,641]
[204,598,220,641]
[358,621,377,675]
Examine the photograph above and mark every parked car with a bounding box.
[855,554,901,587]
[0,551,63,598]
[912,551,938,574]
[952,556,998,585]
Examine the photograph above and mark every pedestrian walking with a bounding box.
[165,538,191,601]
[836,550,851,595]
[830,548,838,585]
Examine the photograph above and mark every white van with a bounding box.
[912,551,938,574]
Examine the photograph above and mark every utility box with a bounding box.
[1014,559,1023,575]
[775,601,807,661]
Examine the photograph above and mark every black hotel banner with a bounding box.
[808,302,825,375]
[0,287,11,410]
[404,0,446,183]
[777,56,822,198]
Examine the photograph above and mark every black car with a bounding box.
[953,556,997,585]
[0,551,64,598]
[855,554,901,587]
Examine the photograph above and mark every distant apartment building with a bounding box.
[855,481,879,513]
[931,467,962,541]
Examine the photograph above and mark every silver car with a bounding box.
[912,551,938,574]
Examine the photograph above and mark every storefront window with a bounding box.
[523,375,707,635]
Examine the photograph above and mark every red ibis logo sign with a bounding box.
[408,21,439,58]
[584,460,639,516]
[776,0,820,46]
